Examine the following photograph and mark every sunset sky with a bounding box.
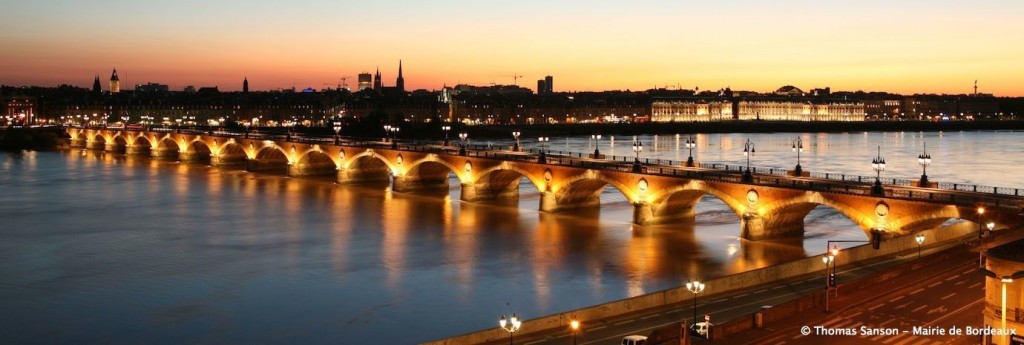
[1,1,1022,95]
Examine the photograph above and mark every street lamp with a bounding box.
[830,244,840,289]
[822,254,835,311]
[569,319,580,345]
[512,130,521,151]
[742,139,755,183]
[389,126,400,149]
[383,125,392,142]
[441,125,451,146]
[917,142,932,186]
[332,121,342,145]
[686,280,705,326]
[871,146,886,196]
[244,122,251,138]
[498,314,522,345]
[791,137,803,176]
[915,234,925,258]
[538,136,549,163]
[175,118,182,133]
[592,134,602,157]
[459,132,468,155]
[121,116,129,131]
[978,207,986,268]
[1001,276,1013,345]
[632,139,643,173]
[685,135,696,167]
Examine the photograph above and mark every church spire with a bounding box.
[109,68,120,93]
[396,60,405,92]
[243,77,249,93]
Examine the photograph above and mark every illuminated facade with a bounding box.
[984,239,1024,345]
[5,98,36,125]
[651,100,732,122]
[109,69,120,93]
[736,100,864,121]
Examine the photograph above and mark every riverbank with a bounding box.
[0,127,66,151]
[460,119,1024,139]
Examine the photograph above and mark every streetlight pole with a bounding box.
[498,314,522,345]
[332,122,342,145]
[121,116,129,132]
[686,280,705,326]
[742,138,755,183]
[459,132,468,156]
[871,146,886,196]
[918,142,931,186]
[512,130,521,151]
[822,254,834,312]
[390,126,400,149]
[685,134,696,167]
[538,136,549,163]
[978,207,985,268]
[915,234,925,258]
[632,139,643,173]
[592,134,602,157]
[441,125,451,146]
[792,137,803,176]
[569,319,580,345]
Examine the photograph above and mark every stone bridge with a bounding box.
[68,128,1024,241]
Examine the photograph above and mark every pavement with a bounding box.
[482,237,976,345]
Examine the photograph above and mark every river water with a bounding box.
[0,131,1020,344]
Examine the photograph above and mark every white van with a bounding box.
[621,335,647,345]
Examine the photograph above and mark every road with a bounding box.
[483,241,971,345]
[735,252,984,345]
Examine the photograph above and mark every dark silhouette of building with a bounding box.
[396,60,405,92]
[373,67,382,92]
[92,76,101,93]
[243,77,249,93]
[135,83,169,93]
[544,75,553,93]
[358,72,372,91]
[109,69,120,93]
[537,79,546,94]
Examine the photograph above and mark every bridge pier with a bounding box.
[70,138,86,148]
[287,164,338,177]
[126,145,150,155]
[210,154,245,167]
[151,148,179,159]
[538,191,599,212]
[632,203,698,226]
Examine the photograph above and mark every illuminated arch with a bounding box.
[254,145,289,163]
[343,151,398,176]
[475,165,544,192]
[553,171,637,207]
[758,192,878,236]
[403,158,466,184]
[648,180,748,219]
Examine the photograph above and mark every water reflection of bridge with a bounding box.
[68,127,1024,241]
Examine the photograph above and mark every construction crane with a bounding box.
[500,74,524,86]
[339,76,350,90]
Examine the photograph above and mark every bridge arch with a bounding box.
[180,140,212,163]
[337,151,395,184]
[289,149,338,176]
[132,135,151,149]
[757,193,877,238]
[459,165,543,202]
[890,206,962,234]
[543,171,635,212]
[643,181,747,225]
[245,145,290,173]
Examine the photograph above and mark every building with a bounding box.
[243,77,249,93]
[545,75,554,93]
[358,72,372,91]
[92,76,102,93]
[983,239,1024,345]
[864,99,902,119]
[396,60,405,92]
[373,67,382,92]
[537,79,546,94]
[5,97,36,125]
[109,69,120,93]
[736,99,863,121]
[651,99,733,122]
[774,85,803,96]
[135,83,169,93]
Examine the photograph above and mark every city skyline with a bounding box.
[2,1,1023,95]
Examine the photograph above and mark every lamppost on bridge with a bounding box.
[742,138,755,183]
[121,116,129,132]
[685,134,696,167]
[498,314,522,345]
[175,118,182,133]
[383,125,392,142]
[978,207,985,268]
[917,142,932,187]
[512,130,521,151]
[388,126,400,149]
[538,136,549,164]
[441,125,451,146]
[591,134,602,157]
[244,122,251,138]
[459,132,468,156]
[871,146,886,196]
[915,234,925,258]
[791,137,804,176]
[686,280,705,327]
[332,121,342,145]
[822,254,835,312]
[632,139,643,173]
[569,319,580,345]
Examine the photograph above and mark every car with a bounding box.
[621,334,647,345]
[690,321,713,337]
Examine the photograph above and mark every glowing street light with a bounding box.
[685,134,696,167]
[822,254,835,311]
[591,134,602,157]
[332,121,342,145]
[498,314,522,345]
[915,234,925,258]
[686,280,706,325]
[871,146,886,196]
[978,207,986,268]
[917,142,932,186]
[742,138,755,183]
[569,319,580,345]
[441,125,451,146]
[792,137,804,175]
[632,139,643,172]
[512,130,521,151]
[459,132,469,155]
